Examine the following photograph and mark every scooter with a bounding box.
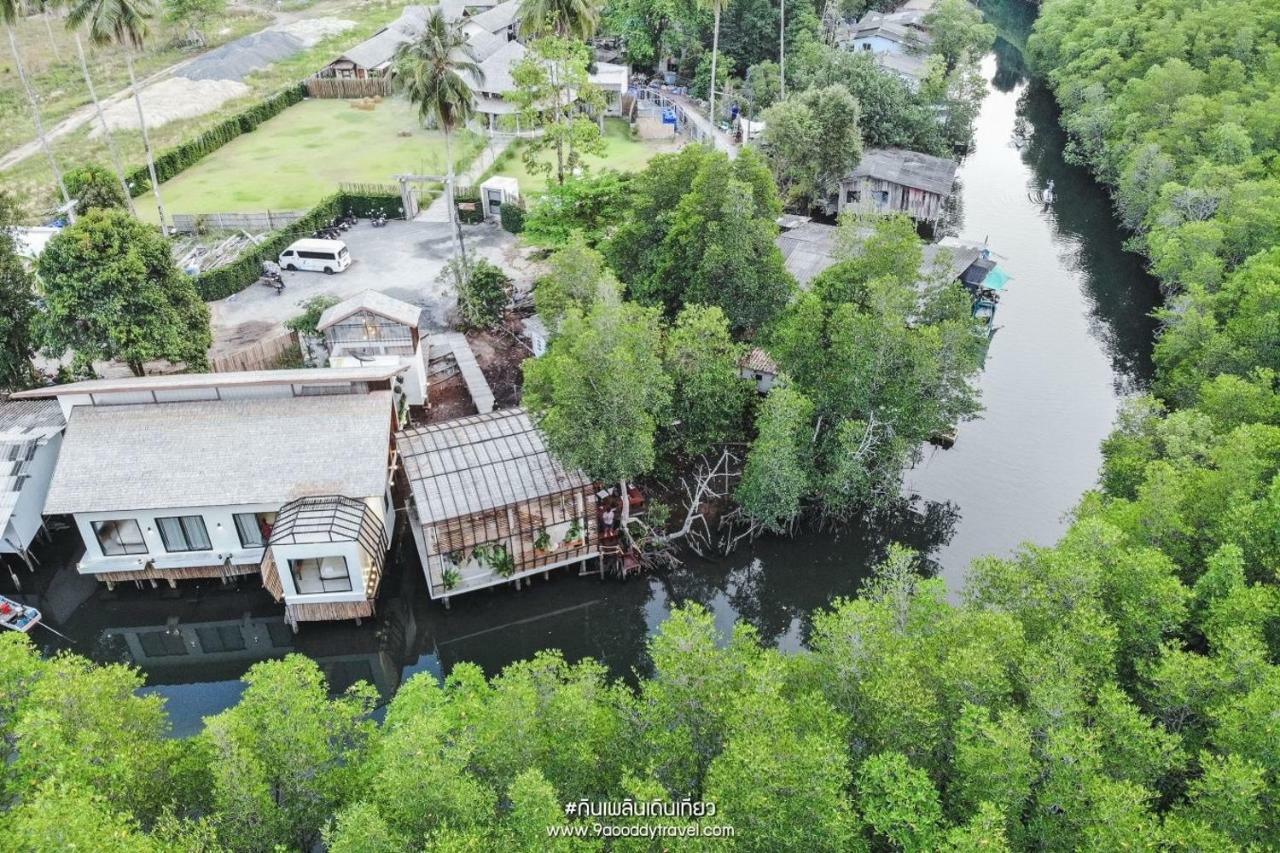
[259,263,285,294]
[371,208,388,228]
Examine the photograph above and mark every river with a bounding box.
[26,38,1160,736]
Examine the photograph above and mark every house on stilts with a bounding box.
[15,366,409,628]
[398,407,600,604]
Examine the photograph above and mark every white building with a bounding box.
[317,291,428,407]
[522,313,549,356]
[843,11,932,56]
[15,367,408,627]
[0,400,65,567]
[738,347,780,393]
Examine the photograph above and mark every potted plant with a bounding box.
[564,519,583,547]
[533,529,551,553]
[491,545,516,578]
[441,566,460,591]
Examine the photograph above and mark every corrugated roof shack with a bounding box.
[399,408,599,603]
[835,148,958,224]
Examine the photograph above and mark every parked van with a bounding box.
[279,239,351,274]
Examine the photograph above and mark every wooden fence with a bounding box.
[211,330,301,373]
[339,182,404,196]
[305,77,393,99]
[172,210,306,235]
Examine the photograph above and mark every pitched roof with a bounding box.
[466,0,521,34]
[776,221,841,285]
[739,347,778,375]
[850,19,932,47]
[11,365,405,399]
[470,38,527,94]
[317,290,423,332]
[399,407,590,525]
[875,50,931,83]
[847,148,958,197]
[44,392,393,514]
[334,5,431,69]
[467,29,507,61]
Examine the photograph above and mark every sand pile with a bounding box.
[90,78,252,136]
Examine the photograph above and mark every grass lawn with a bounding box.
[487,118,681,194]
[139,98,484,220]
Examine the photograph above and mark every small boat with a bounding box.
[0,596,41,633]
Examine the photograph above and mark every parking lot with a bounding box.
[208,218,536,357]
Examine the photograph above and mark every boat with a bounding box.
[0,596,41,633]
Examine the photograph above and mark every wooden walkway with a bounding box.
[430,332,495,414]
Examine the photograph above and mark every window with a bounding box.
[92,519,147,556]
[298,250,337,260]
[862,43,872,50]
[289,556,352,594]
[156,515,212,553]
[137,630,187,658]
[874,190,890,205]
[234,512,277,548]
[195,625,247,653]
[845,189,861,204]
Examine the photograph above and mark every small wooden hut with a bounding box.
[833,148,958,224]
[399,408,599,602]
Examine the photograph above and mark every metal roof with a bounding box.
[399,407,590,525]
[875,51,931,83]
[777,223,989,288]
[11,365,405,399]
[44,392,393,514]
[847,148,958,197]
[0,400,64,541]
[317,290,423,332]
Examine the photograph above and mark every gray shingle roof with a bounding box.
[317,290,423,332]
[466,0,521,34]
[848,148,958,197]
[44,392,393,514]
[470,39,527,94]
[399,407,590,525]
[336,5,432,70]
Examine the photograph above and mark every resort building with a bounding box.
[0,400,65,568]
[318,291,428,407]
[15,367,408,627]
[399,408,599,603]
[320,6,433,79]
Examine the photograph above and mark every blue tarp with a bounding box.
[984,265,1011,291]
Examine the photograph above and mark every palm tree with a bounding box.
[3,0,74,216]
[65,0,167,230]
[700,0,729,130]
[394,10,483,269]
[517,0,601,40]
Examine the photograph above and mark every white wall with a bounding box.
[72,502,282,573]
[851,34,908,55]
[329,350,425,406]
[272,539,368,605]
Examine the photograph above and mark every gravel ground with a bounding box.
[208,218,538,356]
[90,78,252,136]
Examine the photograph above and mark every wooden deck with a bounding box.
[97,561,260,585]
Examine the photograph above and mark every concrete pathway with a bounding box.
[430,332,494,413]
[415,135,514,223]
[665,91,738,157]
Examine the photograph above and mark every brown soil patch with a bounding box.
[468,314,533,409]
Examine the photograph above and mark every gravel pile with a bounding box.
[179,30,306,82]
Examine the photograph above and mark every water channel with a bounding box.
[22,37,1160,736]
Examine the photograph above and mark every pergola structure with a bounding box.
[399,408,599,601]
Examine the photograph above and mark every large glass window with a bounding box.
[234,512,277,548]
[156,515,212,553]
[289,556,352,594]
[91,519,147,556]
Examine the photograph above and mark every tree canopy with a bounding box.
[37,209,211,375]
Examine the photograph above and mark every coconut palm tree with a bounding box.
[65,0,167,230]
[700,0,729,129]
[517,0,601,40]
[3,0,74,216]
[394,10,483,269]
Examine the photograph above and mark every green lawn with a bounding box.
[487,118,681,194]
[141,98,484,220]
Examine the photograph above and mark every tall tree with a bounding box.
[0,193,40,391]
[518,0,601,40]
[511,36,605,187]
[37,208,212,375]
[698,0,730,125]
[759,83,862,209]
[661,303,750,457]
[394,10,483,270]
[3,1,73,216]
[65,0,169,229]
[523,295,671,502]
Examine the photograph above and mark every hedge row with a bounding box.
[192,192,403,301]
[127,83,307,196]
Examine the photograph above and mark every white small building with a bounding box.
[317,291,428,407]
[522,313,549,356]
[16,366,408,627]
[480,176,520,219]
[0,400,65,567]
[844,12,932,56]
[739,347,780,393]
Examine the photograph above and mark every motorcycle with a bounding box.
[371,208,388,228]
[259,262,285,294]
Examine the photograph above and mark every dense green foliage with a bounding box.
[0,193,41,391]
[63,163,128,215]
[758,84,863,209]
[522,171,632,248]
[37,209,212,375]
[606,145,794,335]
[124,84,306,196]
[446,257,512,330]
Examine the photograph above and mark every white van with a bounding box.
[279,238,351,274]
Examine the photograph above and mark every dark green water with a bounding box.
[22,37,1159,736]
